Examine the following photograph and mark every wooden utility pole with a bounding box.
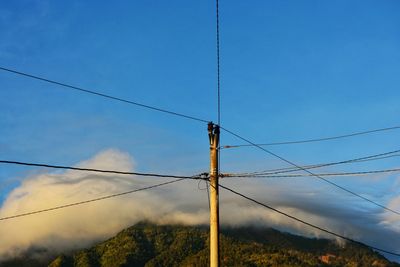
[208,122,220,267]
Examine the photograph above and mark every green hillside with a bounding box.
[43,222,398,267]
[0,223,397,267]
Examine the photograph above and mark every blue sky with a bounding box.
[1,0,400,261]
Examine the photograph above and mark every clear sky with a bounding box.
[1,0,400,262]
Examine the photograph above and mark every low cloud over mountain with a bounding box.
[0,149,399,261]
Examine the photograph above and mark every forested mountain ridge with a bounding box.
[1,222,398,267]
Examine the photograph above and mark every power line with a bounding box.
[219,183,400,257]
[228,149,400,176]
[221,125,400,149]
[0,66,209,123]
[215,0,222,223]
[0,160,207,180]
[254,153,400,176]
[223,167,400,178]
[216,0,221,126]
[220,126,400,216]
[0,178,192,221]
[197,179,211,210]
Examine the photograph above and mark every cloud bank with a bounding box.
[0,149,399,261]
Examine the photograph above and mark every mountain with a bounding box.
[1,223,398,267]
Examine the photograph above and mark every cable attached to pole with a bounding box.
[220,126,400,216]
[219,183,400,257]
[0,160,204,180]
[0,178,194,221]
[221,125,400,148]
[0,66,209,123]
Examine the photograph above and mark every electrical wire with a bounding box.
[0,178,192,221]
[223,167,400,178]
[227,149,400,176]
[198,179,211,211]
[220,126,400,216]
[0,160,207,180]
[206,180,211,211]
[219,183,400,257]
[254,153,400,176]
[216,0,221,126]
[0,66,209,123]
[221,125,400,149]
[215,0,222,192]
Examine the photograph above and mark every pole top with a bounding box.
[208,122,214,132]
[214,125,220,134]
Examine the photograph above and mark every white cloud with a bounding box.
[0,149,399,262]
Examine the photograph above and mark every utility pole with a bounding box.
[208,122,220,267]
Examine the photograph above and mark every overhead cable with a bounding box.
[221,125,400,149]
[250,153,400,176]
[0,160,207,180]
[229,149,400,176]
[216,0,221,126]
[219,183,400,257]
[0,66,209,123]
[220,126,400,216]
[0,178,192,221]
[223,167,400,178]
